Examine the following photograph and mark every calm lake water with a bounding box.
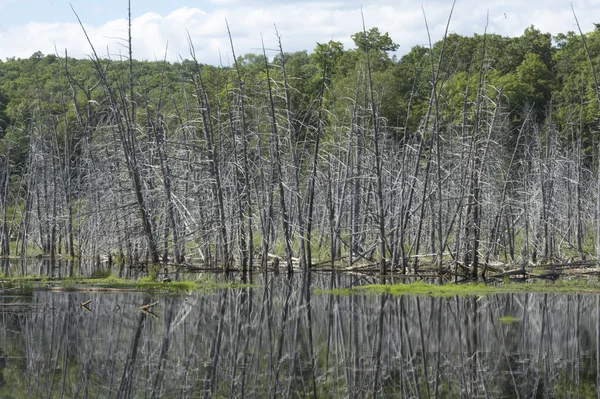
[0,259,598,398]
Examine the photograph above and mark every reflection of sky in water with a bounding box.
[0,268,597,397]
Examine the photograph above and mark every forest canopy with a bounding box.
[1,26,597,149]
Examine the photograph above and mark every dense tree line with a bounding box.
[0,20,600,275]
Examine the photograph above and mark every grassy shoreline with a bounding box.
[2,273,600,296]
[318,280,600,297]
[0,274,253,293]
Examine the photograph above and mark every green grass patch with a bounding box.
[0,273,254,293]
[499,316,519,325]
[76,275,252,292]
[91,269,112,278]
[318,280,600,297]
[0,274,48,283]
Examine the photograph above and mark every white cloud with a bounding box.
[1,1,600,64]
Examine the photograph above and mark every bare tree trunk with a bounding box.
[361,12,387,274]
[276,28,305,269]
[262,38,293,274]
[304,61,328,269]
[0,147,9,256]
[145,52,184,264]
[572,6,600,264]
[423,0,456,272]
[187,37,230,270]
[73,5,160,263]
[228,22,254,272]
[469,15,489,279]
[576,99,584,258]
[351,82,363,264]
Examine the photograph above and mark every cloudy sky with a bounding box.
[0,0,597,64]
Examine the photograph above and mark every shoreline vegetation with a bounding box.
[319,279,600,297]
[1,2,600,284]
[0,267,254,293]
[1,262,600,296]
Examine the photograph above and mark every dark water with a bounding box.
[0,260,598,398]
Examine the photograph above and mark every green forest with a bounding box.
[0,21,599,276]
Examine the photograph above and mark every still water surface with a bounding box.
[0,259,598,398]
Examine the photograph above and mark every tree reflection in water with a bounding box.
[0,266,598,397]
